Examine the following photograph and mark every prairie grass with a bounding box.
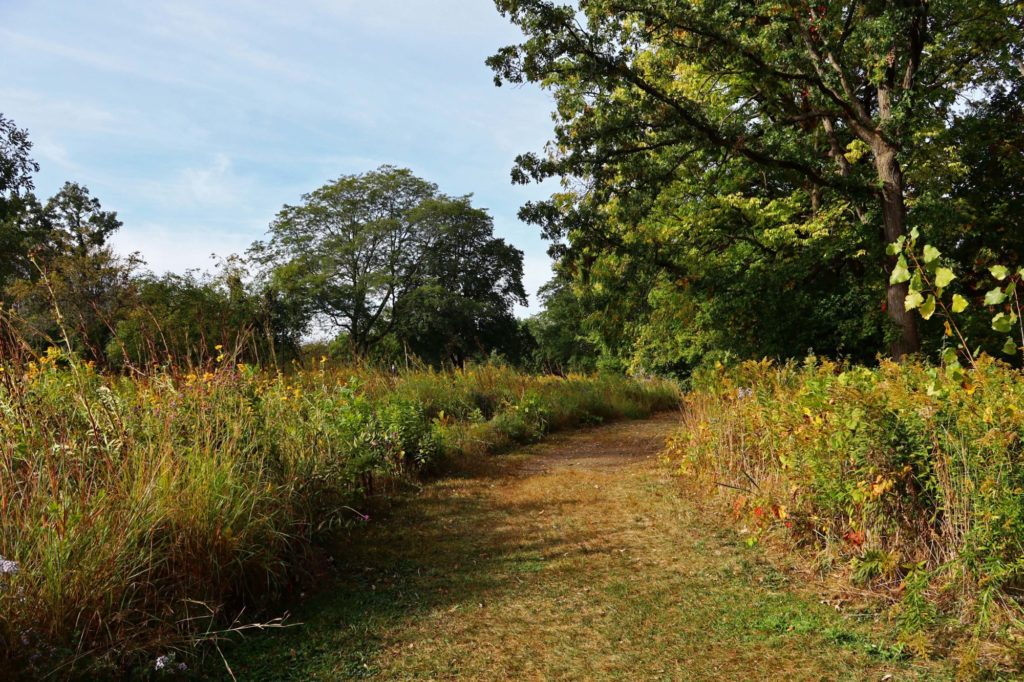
[0,349,678,677]
[667,357,1024,671]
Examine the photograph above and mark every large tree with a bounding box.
[392,196,528,364]
[253,166,439,354]
[489,0,1022,360]
[253,166,528,360]
[6,182,136,361]
[0,114,44,291]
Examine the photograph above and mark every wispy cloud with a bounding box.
[179,154,244,207]
[1,0,556,313]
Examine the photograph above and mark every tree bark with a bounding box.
[872,141,920,359]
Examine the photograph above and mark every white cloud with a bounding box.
[180,154,241,207]
[3,0,559,316]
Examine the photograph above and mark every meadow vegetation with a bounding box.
[0,349,677,677]
[669,357,1024,673]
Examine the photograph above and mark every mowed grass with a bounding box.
[216,415,943,681]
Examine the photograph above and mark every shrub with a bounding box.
[668,356,1024,649]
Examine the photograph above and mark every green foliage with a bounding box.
[891,232,1024,369]
[671,357,1024,641]
[251,166,528,362]
[106,257,302,369]
[0,353,677,676]
[523,276,599,374]
[490,0,1024,367]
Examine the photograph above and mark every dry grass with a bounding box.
[220,414,941,681]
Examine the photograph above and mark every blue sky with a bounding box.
[0,0,558,314]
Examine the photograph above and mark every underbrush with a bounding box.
[0,351,678,678]
[667,357,1024,673]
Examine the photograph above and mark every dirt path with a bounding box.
[222,414,940,681]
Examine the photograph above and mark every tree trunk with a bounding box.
[872,142,920,360]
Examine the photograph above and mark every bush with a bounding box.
[668,356,1024,652]
[0,352,678,677]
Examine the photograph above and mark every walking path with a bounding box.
[223,413,938,681]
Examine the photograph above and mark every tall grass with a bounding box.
[667,357,1024,664]
[0,349,677,677]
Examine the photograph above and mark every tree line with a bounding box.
[0,116,538,370]
[5,0,1022,378]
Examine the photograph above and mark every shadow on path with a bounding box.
[214,414,937,681]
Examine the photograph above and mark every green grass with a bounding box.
[214,416,942,681]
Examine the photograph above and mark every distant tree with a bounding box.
[252,166,438,355]
[392,196,528,364]
[0,114,44,291]
[254,166,529,361]
[42,181,121,258]
[6,182,136,361]
[525,277,599,374]
[0,114,38,207]
[108,257,301,368]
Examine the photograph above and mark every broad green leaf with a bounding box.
[885,242,901,256]
[990,264,1009,281]
[909,271,923,293]
[923,245,941,263]
[904,290,924,311]
[934,267,956,289]
[909,227,920,242]
[1002,337,1018,355]
[920,295,937,320]
[941,347,959,366]
[890,256,911,285]
[993,312,1014,333]
[984,287,1007,306]
[951,294,969,313]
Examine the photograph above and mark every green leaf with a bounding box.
[909,271,923,294]
[905,290,924,311]
[951,294,969,313]
[920,295,937,320]
[990,264,1009,281]
[885,242,901,256]
[922,245,941,264]
[948,363,964,382]
[941,347,960,366]
[993,312,1014,333]
[984,287,1007,306]
[909,227,920,242]
[890,256,911,285]
[934,268,956,289]
[1002,337,1018,355]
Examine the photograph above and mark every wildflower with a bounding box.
[154,654,171,671]
[0,556,19,575]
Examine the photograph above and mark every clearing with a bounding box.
[218,413,943,681]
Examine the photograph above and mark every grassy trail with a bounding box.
[219,413,942,681]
